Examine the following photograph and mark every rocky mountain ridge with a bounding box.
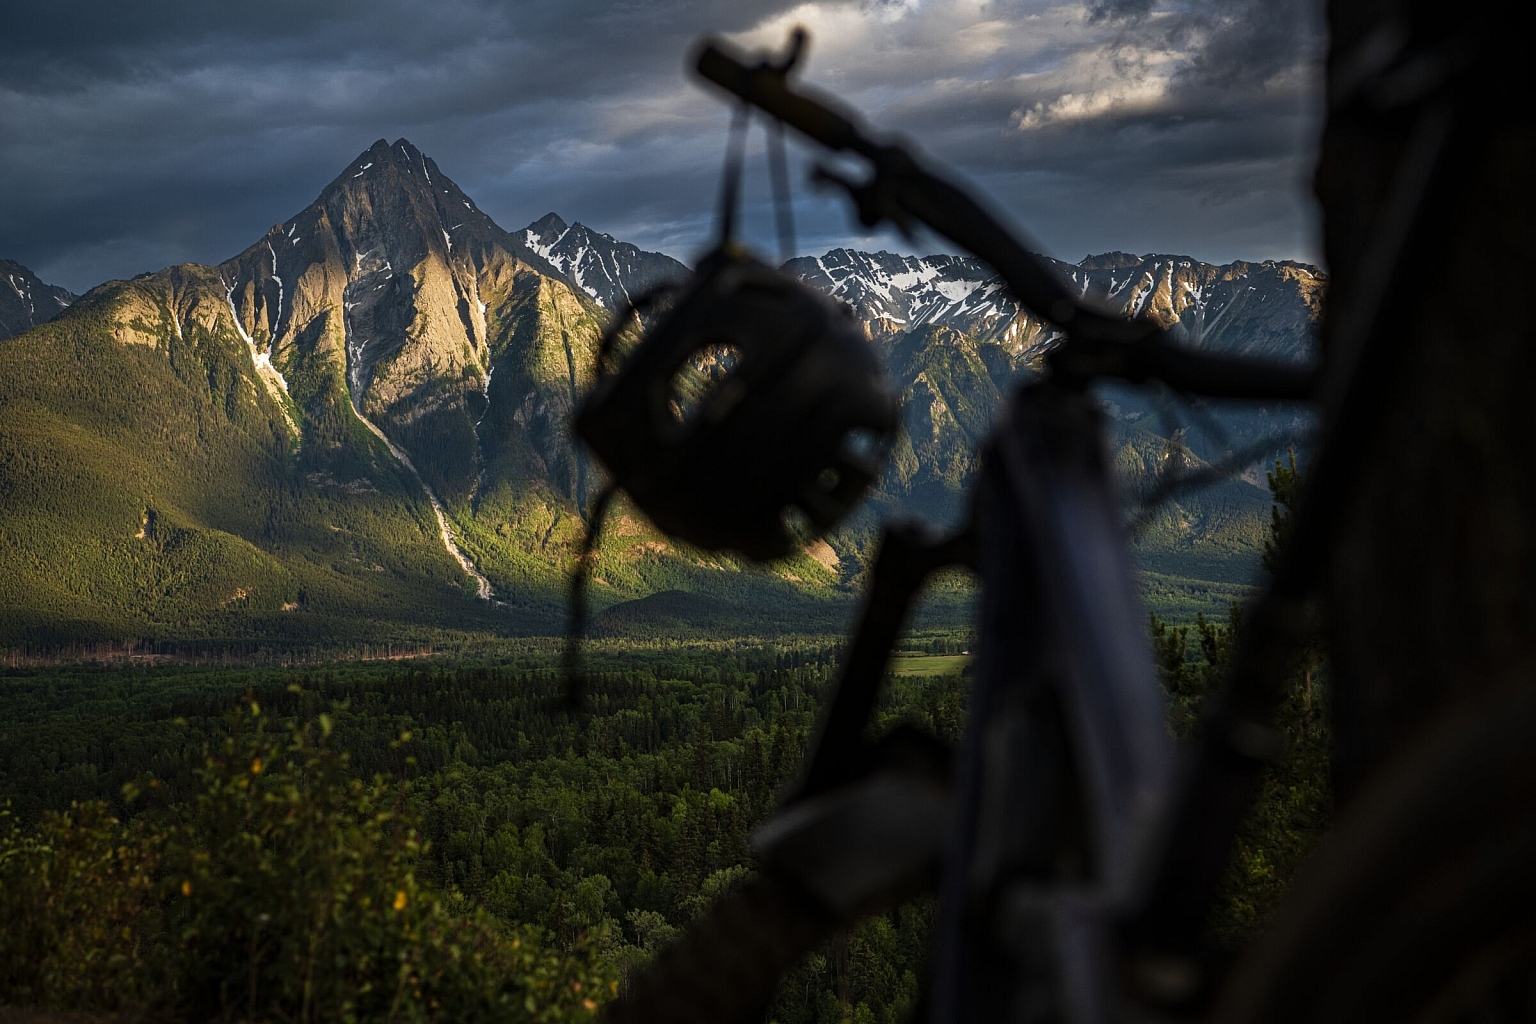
[0,259,75,340]
[0,139,1321,644]
[784,248,1323,364]
[522,212,688,311]
[542,225,1322,524]
[518,212,1324,369]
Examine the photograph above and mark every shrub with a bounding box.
[0,801,161,1010]
[0,702,613,1022]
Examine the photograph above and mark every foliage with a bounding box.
[1147,450,1331,941]
[0,702,611,1022]
[1148,605,1331,939]
[0,643,962,1023]
[0,801,160,1010]
[1262,449,1303,575]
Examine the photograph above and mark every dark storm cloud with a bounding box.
[785,0,1326,262]
[1089,0,1314,91]
[0,0,1323,294]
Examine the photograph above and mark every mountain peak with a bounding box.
[527,212,569,243]
[341,138,430,178]
[217,136,532,442]
[1,258,77,340]
[519,214,687,310]
[1079,251,1146,270]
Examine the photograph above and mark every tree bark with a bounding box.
[1319,1,1533,798]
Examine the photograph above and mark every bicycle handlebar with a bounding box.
[694,38,1317,403]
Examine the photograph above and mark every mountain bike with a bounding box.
[570,25,1530,1024]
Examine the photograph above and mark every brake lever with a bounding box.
[776,24,808,74]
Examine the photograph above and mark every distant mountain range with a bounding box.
[0,139,1322,646]
[784,248,1321,360]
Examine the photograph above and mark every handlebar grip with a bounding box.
[604,873,833,1024]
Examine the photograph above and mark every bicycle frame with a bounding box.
[601,32,1326,1024]
[930,380,1173,1024]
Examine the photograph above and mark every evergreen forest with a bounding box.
[0,461,1328,1022]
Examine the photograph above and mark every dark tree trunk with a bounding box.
[1318,1,1533,799]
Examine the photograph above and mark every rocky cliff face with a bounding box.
[0,259,75,340]
[216,138,609,512]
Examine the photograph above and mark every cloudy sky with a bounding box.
[1,0,1325,294]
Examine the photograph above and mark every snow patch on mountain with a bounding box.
[222,275,298,439]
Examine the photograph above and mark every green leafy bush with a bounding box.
[0,702,612,1022]
[0,801,161,1010]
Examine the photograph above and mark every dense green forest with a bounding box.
[0,460,1326,1022]
[0,633,1326,1021]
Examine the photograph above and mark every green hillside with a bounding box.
[0,266,514,647]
